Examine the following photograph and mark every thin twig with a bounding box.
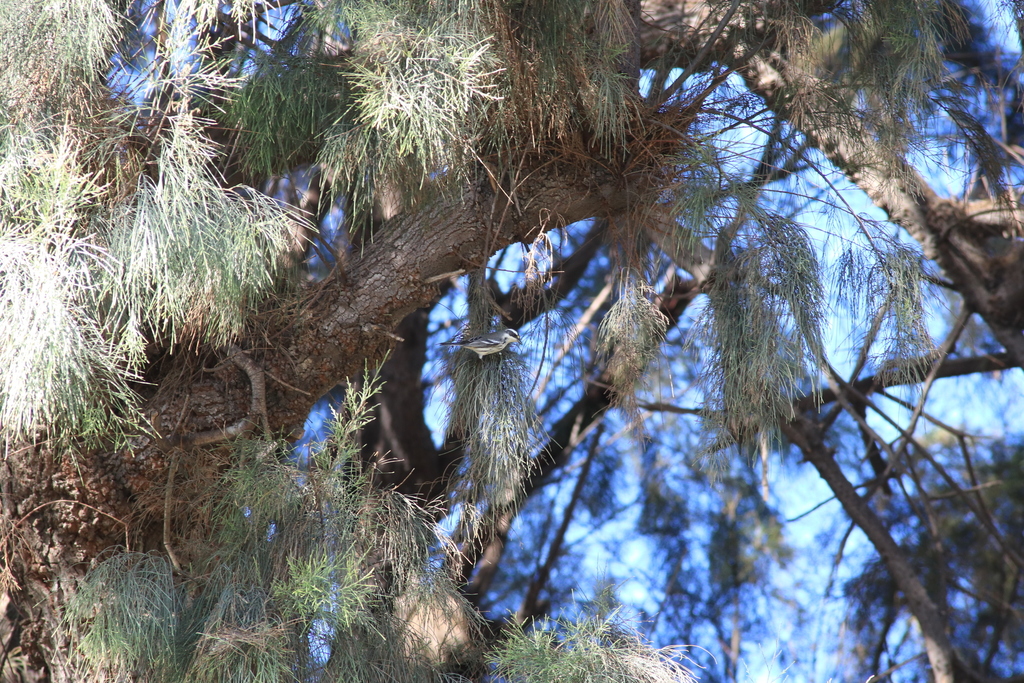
[656,0,741,107]
[875,389,972,438]
[899,447,950,610]
[516,424,604,624]
[926,480,1001,500]
[821,365,899,465]
[532,281,612,401]
[228,344,270,435]
[637,401,702,415]
[865,652,927,682]
[163,452,184,573]
[425,269,466,284]
[892,306,971,461]
[785,495,837,522]
[265,369,313,397]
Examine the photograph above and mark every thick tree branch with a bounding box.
[138,165,638,472]
[736,52,1024,366]
[361,308,448,501]
[781,415,959,683]
[795,352,1017,413]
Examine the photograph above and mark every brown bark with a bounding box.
[5,2,1022,678]
[1,160,638,677]
[2,444,134,679]
[781,416,959,683]
[360,307,446,500]
[637,3,1024,679]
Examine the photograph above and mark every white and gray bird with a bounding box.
[440,329,520,359]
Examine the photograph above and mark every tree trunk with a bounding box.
[0,163,642,678]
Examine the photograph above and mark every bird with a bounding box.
[440,328,520,359]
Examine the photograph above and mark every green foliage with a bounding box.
[836,239,934,381]
[272,551,375,632]
[67,553,185,679]
[441,271,542,534]
[0,123,100,231]
[186,584,293,683]
[444,338,540,531]
[801,0,1004,191]
[494,0,637,153]
[100,113,296,346]
[317,0,501,225]
[871,245,935,367]
[0,0,121,117]
[176,0,259,30]
[229,54,346,177]
[69,372,478,682]
[0,231,139,443]
[695,215,825,452]
[0,125,140,443]
[840,0,955,143]
[668,139,734,245]
[0,110,296,442]
[597,275,669,419]
[308,0,639,226]
[493,608,695,683]
[0,0,300,441]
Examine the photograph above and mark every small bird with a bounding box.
[440,328,521,359]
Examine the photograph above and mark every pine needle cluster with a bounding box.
[493,608,695,683]
[315,0,502,226]
[489,0,638,155]
[223,0,643,230]
[597,274,670,424]
[99,112,296,347]
[0,0,303,447]
[0,125,138,443]
[836,239,935,383]
[0,0,120,119]
[0,111,296,444]
[444,346,540,532]
[440,270,542,537]
[833,0,960,152]
[694,215,825,454]
[229,53,345,177]
[68,375,479,682]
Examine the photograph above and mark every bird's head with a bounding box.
[504,329,521,344]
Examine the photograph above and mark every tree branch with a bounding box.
[795,353,1017,413]
[516,425,602,624]
[780,415,959,683]
[141,164,640,467]
[736,50,1024,366]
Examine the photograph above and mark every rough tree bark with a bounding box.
[4,2,1022,680]
[1,162,640,678]
[639,2,1024,680]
